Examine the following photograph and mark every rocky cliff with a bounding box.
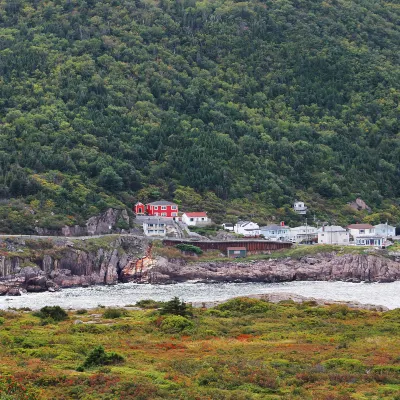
[147,253,400,284]
[34,208,132,236]
[0,235,149,295]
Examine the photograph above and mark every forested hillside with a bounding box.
[0,0,400,232]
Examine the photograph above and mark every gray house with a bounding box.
[260,224,290,241]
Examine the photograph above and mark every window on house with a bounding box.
[360,230,365,234]
[172,213,177,217]
[171,206,177,210]
[190,218,194,221]
[161,206,167,210]
[154,206,158,210]
[161,213,167,216]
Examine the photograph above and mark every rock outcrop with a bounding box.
[0,236,149,295]
[148,253,400,284]
[35,208,131,236]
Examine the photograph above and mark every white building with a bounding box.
[234,221,260,237]
[355,236,384,247]
[142,218,173,237]
[288,225,318,243]
[347,224,375,238]
[293,201,307,215]
[374,223,396,238]
[182,212,210,226]
[222,223,234,231]
[260,224,290,241]
[318,226,350,245]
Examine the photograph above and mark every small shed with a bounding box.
[227,247,247,258]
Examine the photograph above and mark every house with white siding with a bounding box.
[260,224,290,241]
[234,221,260,237]
[318,226,349,245]
[182,212,210,226]
[288,225,318,243]
[374,223,396,238]
[347,224,375,238]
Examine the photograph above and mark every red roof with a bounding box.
[184,212,207,217]
[347,224,374,229]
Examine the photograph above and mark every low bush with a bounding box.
[76,309,87,315]
[216,298,272,314]
[79,345,125,370]
[175,244,203,255]
[33,306,68,322]
[160,315,194,333]
[160,297,192,317]
[103,308,128,319]
[136,299,164,309]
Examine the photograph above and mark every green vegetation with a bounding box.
[0,298,400,398]
[160,297,193,317]
[0,0,400,233]
[33,306,68,323]
[175,243,203,255]
[102,308,128,319]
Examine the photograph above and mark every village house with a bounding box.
[260,223,290,241]
[374,223,396,238]
[142,217,176,237]
[134,200,178,218]
[355,235,384,247]
[347,224,375,238]
[182,212,210,226]
[288,225,318,243]
[222,223,234,231]
[234,221,260,237]
[318,226,350,245]
[293,201,307,215]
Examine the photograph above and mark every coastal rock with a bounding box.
[148,253,400,284]
[0,236,149,293]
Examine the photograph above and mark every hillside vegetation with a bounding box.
[0,299,400,399]
[1,0,400,232]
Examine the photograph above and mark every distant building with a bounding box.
[374,223,396,238]
[142,218,171,237]
[288,226,318,243]
[222,223,234,231]
[355,236,384,247]
[260,224,290,241]
[234,221,260,237]
[347,224,374,238]
[227,247,247,258]
[293,201,307,215]
[134,200,178,218]
[182,212,210,226]
[318,226,349,245]
[134,202,145,215]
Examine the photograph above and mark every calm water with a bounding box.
[1,281,400,310]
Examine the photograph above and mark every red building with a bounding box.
[134,200,178,218]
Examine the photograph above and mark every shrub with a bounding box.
[103,308,128,319]
[0,317,4,325]
[160,297,192,317]
[33,306,68,322]
[322,358,365,372]
[160,315,194,333]
[80,345,125,370]
[136,299,164,309]
[76,309,87,315]
[216,298,271,314]
[175,244,203,255]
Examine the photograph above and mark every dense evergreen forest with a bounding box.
[0,0,400,232]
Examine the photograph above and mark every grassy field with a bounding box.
[0,298,400,399]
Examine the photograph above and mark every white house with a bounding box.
[222,223,234,231]
[293,201,307,215]
[347,224,375,238]
[374,223,396,238]
[355,236,384,247]
[288,225,318,243]
[260,224,290,241]
[234,221,260,237]
[318,226,350,245]
[142,218,173,237]
[182,212,210,226]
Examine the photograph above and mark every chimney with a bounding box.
[280,221,285,227]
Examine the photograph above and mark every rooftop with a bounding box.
[347,224,374,229]
[184,212,207,217]
[147,200,177,206]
